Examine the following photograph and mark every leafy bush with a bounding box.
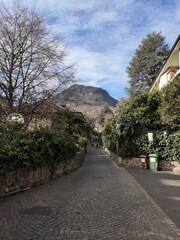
[101,121,117,152]
[159,76,180,130]
[78,136,87,149]
[0,126,79,174]
[0,108,92,174]
[129,131,180,162]
[102,80,180,162]
[155,131,180,161]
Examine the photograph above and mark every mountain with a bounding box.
[55,84,118,127]
[56,84,118,107]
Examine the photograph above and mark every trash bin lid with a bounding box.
[148,154,157,157]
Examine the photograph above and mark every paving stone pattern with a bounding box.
[0,146,180,240]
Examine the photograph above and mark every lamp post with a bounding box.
[6,113,25,126]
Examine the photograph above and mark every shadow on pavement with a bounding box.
[126,168,180,228]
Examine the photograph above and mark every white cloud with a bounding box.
[89,10,118,28]
[1,0,180,99]
[66,45,128,97]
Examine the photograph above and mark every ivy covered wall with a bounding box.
[102,76,180,162]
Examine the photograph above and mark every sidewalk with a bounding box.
[126,168,180,228]
[0,146,179,240]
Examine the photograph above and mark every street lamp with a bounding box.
[6,113,25,125]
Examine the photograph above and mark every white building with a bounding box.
[149,35,180,92]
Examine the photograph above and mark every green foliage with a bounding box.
[107,131,180,161]
[102,81,179,161]
[102,122,112,149]
[133,131,180,162]
[160,76,180,130]
[52,109,92,139]
[154,131,180,161]
[126,32,170,99]
[0,126,79,174]
[115,91,161,139]
[97,105,113,125]
[78,136,87,148]
[0,109,92,174]
[101,121,117,152]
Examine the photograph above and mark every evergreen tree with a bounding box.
[126,32,170,99]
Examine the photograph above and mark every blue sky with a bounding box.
[3,0,180,100]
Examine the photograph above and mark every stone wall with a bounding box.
[104,148,180,173]
[159,160,180,173]
[0,150,85,197]
[104,148,142,168]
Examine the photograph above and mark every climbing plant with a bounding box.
[102,80,180,162]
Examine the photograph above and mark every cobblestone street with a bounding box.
[0,146,180,240]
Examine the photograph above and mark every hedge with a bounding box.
[0,127,79,174]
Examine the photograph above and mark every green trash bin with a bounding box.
[148,154,158,171]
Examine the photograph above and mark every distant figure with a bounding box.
[91,143,94,147]
[96,142,99,148]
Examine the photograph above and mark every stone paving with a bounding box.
[126,168,180,228]
[0,146,180,240]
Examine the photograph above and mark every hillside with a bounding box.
[55,84,118,126]
[56,84,118,107]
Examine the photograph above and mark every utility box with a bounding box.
[148,154,158,171]
[139,155,147,169]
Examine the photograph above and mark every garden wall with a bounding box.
[158,160,180,173]
[104,148,180,173]
[0,150,85,197]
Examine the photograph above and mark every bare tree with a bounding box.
[0,0,74,118]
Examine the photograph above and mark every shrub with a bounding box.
[160,76,180,130]
[155,131,180,161]
[129,131,180,162]
[0,127,79,174]
[105,81,180,162]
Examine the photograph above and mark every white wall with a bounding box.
[159,73,167,89]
